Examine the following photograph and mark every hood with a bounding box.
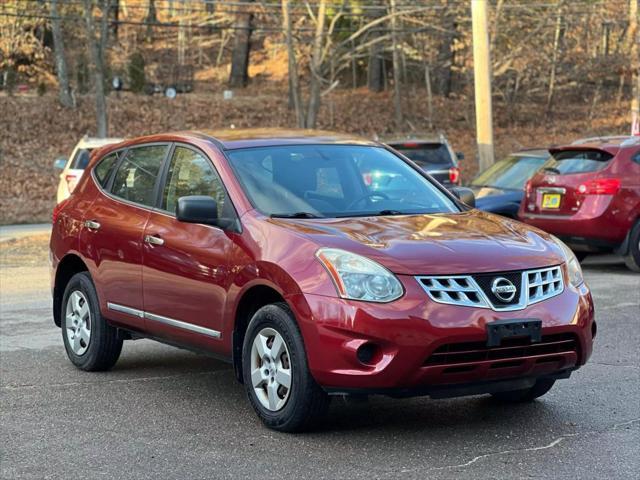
[267,210,564,275]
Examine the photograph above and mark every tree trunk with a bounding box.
[282,0,304,127]
[368,41,384,92]
[390,0,403,128]
[84,0,109,137]
[145,0,157,41]
[546,1,564,117]
[50,0,74,108]
[306,0,327,129]
[436,9,456,97]
[630,0,639,135]
[228,1,253,88]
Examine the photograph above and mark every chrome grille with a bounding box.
[526,266,563,304]
[416,265,564,311]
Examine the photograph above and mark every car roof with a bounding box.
[194,128,379,150]
[77,137,124,148]
[511,148,550,158]
[384,134,448,145]
[551,135,639,156]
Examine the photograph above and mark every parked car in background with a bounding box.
[469,149,550,218]
[51,129,594,432]
[386,134,463,188]
[519,136,640,271]
[54,135,123,203]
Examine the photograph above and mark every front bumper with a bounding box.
[288,274,595,392]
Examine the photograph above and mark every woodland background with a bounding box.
[0,0,638,224]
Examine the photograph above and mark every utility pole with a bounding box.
[471,0,495,170]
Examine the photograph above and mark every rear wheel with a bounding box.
[242,303,330,432]
[623,222,640,272]
[490,378,555,403]
[61,272,123,371]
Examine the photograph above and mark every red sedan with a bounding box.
[518,136,640,271]
[50,129,595,432]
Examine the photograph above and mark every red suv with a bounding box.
[50,130,595,432]
[518,136,640,271]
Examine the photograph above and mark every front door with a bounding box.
[141,145,238,351]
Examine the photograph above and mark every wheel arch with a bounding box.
[53,254,89,327]
[231,284,288,384]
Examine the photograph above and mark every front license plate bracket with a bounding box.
[486,319,542,347]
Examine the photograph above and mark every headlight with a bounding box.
[551,236,584,287]
[316,248,403,302]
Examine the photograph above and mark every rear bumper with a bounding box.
[289,274,595,392]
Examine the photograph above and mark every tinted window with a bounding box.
[391,143,453,168]
[227,145,459,218]
[471,155,548,190]
[544,149,613,175]
[94,152,118,187]
[70,148,93,169]
[162,146,230,220]
[111,145,167,206]
[632,150,640,164]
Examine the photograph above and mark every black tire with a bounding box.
[61,272,123,371]
[490,378,555,403]
[623,221,640,273]
[242,303,330,432]
[574,251,588,262]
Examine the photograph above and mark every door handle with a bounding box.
[144,234,165,246]
[84,220,101,230]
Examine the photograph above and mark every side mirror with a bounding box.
[456,152,465,161]
[451,186,475,208]
[176,196,218,225]
[53,158,67,170]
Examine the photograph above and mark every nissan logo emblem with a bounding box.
[491,277,517,302]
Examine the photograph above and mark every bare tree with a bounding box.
[389,0,403,127]
[282,0,304,127]
[145,0,157,41]
[306,0,327,128]
[50,0,74,108]
[367,3,385,93]
[228,0,254,88]
[546,1,564,117]
[83,0,110,137]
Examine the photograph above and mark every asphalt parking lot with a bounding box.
[1,228,638,479]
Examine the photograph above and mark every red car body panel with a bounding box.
[518,140,640,249]
[50,130,596,394]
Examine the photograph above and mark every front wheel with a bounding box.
[242,303,330,432]
[623,222,640,272]
[490,378,555,403]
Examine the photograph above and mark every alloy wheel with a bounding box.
[250,327,292,411]
[65,290,91,356]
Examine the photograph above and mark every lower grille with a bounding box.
[424,333,578,366]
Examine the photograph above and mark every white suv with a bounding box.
[54,135,123,203]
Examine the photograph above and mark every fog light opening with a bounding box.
[356,342,380,365]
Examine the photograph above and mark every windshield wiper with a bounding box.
[271,212,322,219]
[376,209,405,215]
[543,167,561,174]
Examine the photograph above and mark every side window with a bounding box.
[71,148,93,169]
[632,150,640,165]
[111,145,167,207]
[94,152,119,187]
[161,146,231,220]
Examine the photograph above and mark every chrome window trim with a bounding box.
[415,265,564,312]
[106,302,222,339]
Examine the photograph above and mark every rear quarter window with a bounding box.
[70,148,93,169]
[94,152,119,187]
[546,149,613,174]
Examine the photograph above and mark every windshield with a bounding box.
[471,155,547,190]
[226,145,459,218]
[542,149,613,175]
[391,143,453,168]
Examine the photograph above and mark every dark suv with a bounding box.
[386,135,463,187]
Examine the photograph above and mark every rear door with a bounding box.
[80,143,169,331]
[141,144,239,350]
[529,148,614,216]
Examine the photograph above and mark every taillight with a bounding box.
[448,167,460,185]
[577,178,621,195]
[65,174,79,193]
[52,198,70,224]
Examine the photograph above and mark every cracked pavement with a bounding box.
[1,232,639,479]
